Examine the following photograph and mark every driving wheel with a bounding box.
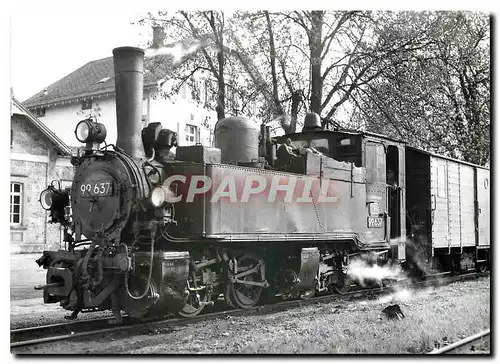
[227,254,264,309]
[334,275,353,295]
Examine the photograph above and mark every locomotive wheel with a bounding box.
[227,255,264,309]
[178,289,212,318]
[334,275,353,295]
[123,276,158,319]
[477,263,488,274]
[300,289,316,300]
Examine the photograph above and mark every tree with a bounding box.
[228,11,300,132]
[243,10,429,130]
[352,11,490,165]
[229,11,373,132]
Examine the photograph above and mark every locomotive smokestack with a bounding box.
[113,46,146,159]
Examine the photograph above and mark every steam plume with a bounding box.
[347,256,405,287]
[145,40,203,66]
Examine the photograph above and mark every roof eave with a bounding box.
[24,83,158,109]
[11,97,73,156]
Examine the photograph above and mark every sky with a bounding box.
[10,10,153,101]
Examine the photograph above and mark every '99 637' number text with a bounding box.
[80,181,112,197]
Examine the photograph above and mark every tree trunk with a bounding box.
[309,11,324,115]
[290,90,302,133]
[265,11,286,118]
[216,48,226,120]
[209,11,225,120]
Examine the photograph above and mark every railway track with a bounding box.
[11,271,481,351]
[10,315,144,348]
[428,329,490,354]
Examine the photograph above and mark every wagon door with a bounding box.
[476,168,490,247]
[430,157,449,249]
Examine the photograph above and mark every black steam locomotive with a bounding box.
[35,47,490,322]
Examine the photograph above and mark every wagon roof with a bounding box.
[405,145,490,170]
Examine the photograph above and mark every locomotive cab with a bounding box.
[276,128,407,261]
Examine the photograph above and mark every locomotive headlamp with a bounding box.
[151,186,165,207]
[39,186,70,223]
[75,119,107,144]
[40,188,54,210]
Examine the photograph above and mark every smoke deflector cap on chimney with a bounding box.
[113,46,146,160]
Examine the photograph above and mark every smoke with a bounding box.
[144,40,203,66]
[347,255,406,287]
[399,237,433,277]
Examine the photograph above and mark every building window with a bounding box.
[181,84,187,99]
[81,99,92,110]
[60,180,73,190]
[34,107,46,117]
[142,97,149,126]
[185,124,198,145]
[10,182,23,225]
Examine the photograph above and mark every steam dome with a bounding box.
[214,117,259,164]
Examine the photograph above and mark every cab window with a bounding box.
[288,137,329,155]
[365,142,386,184]
[282,132,362,166]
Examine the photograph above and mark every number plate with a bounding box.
[80,181,113,197]
[367,216,384,228]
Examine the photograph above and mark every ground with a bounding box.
[11,253,46,301]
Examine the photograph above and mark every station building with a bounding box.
[10,96,74,253]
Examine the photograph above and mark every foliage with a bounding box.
[352,11,490,165]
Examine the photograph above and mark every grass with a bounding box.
[238,278,490,354]
[150,276,490,354]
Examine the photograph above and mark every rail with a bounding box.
[428,329,490,354]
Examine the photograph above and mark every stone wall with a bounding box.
[11,115,50,155]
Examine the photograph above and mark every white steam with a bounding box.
[347,258,406,287]
[145,40,203,65]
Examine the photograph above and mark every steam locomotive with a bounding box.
[35,46,490,322]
